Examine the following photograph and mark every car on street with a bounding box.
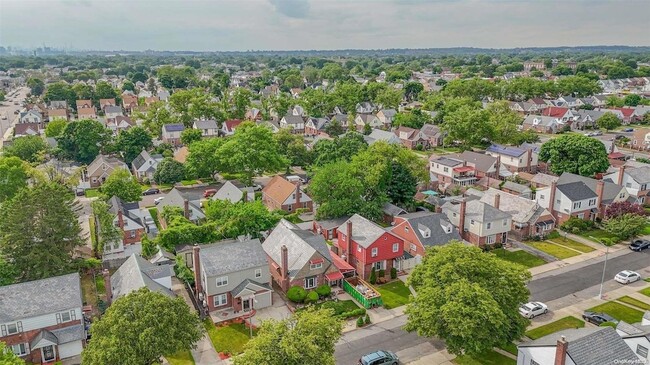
[359,350,399,365]
[203,188,217,198]
[142,187,160,196]
[623,128,634,132]
[615,270,641,284]
[154,196,164,205]
[519,302,548,318]
[582,311,618,325]
[630,239,650,252]
[250,184,262,191]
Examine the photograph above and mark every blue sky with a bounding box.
[0,0,647,51]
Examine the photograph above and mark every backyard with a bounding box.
[148,207,162,230]
[203,320,257,355]
[492,249,547,268]
[376,280,412,309]
[525,316,585,340]
[85,188,102,198]
[587,301,645,323]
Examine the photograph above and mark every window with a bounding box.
[641,184,647,191]
[556,199,561,205]
[637,345,648,358]
[213,294,227,307]
[310,262,322,270]
[573,202,582,209]
[304,276,317,289]
[216,276,228,287]
[619,192,625,198]
[486,235,495,244]
[443,167,449,173]
[11,343,27,356]
[6,322,19,335]
[626,182,632,188]
[530,360,540,365]
[503,219,508,226]
[392,243,399,252]
[487,222,492,229]
[452,213,457,217]
[357,246,361,252]
[374,261,384,270]
[410,243,417,252]
[59,311,71,323]
[470,219,475,225]
[130,230,136,238]
[287,205,292,212]
[255,269,262,278]
[404,227,409,233]
[540,194,544,199]
[588,198,596,206]
[371,248,378,257]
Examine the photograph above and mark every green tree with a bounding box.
[602,213,647,240]
[137,101,176,137]
[4,135,48,164]
[324,119,344,137]
[234,307,343,365]
[274,128,312,167]
[205,200,281,239]
[82,288,203,365]
[91,200,122,255]
[169,88,222,127]
[320,62,346,82]
[0,183,84,281]
[392,110,431,129]
[115,126,153,164]
[596,112,622,131]
[27,77,45,96]
[309,162,366,219]
[405,242,530,356]
[101,168,142,202]
[45,118,67,137]
[94,81,119,105]
[442,105,493,149]
[404,81,424,101]
[216,122,287,184]
[387,161,417,206]
[0,256,18,286]
[486,101,529,145]
[374,87,403,109]
[153,158,186,185]
[539,134,610,177]
[0,157,29,202]
[122,80,135,92]
[230,88,253,120]
[185,138,224,179]
[44,82,77,108]
[180,128,203,146]
[312,132,367,166]
[624,94,642,107]
[0,342,25,365]
[72,83,94,101]
[57,119,111,164]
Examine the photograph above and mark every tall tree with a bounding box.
[312,132,367,166]
[44,119,67,137]
[405,242,530,356]
[596,112,622,131]
[185,138,224,179]
[90,200,122,255]
[229,88,253,119]
[205,200,280,239]
[116,126,153,164]
[94,81,120,105]
[154,158,186,185]
[57,119,112,164]
[44,82,77,108]
[27,77,45,96]
[404,81,424,101]
[82,289,203,365]
[309,162,366,219]
[0,157,29,203]
[3,135,48,164]
[234,308,343,365]
[0,183,84,281]
[137,101,176,137]
[539,134,610,177]
[274,128,311,167]
[442,105,493,149]
[180,128,203,146]
[602,213,647,240]
[101,168,142,202]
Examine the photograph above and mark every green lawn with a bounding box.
[525,316,585,340]
[617,296,650,311]
[640,287,650,297]
[165,349,195,365]
[453,350,516,365]
[181,179,199,186]
[526,241,581,259]
[641,224,650,236]
[88,216,97,251]
[94,273,105,295]
[546,237,595,253]
[148,208,161,230]
[587,301,645,323]
[376,281,412,309]
[578,229,621,243]
[492,249,547,268]
[499,343,518,356]
[302,300,361,316]
[142,183,173,191]
[203,320,256,355]
[85,188,102,198]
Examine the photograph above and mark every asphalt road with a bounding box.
[0,86,28,137]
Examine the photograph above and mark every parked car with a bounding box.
[519,302,548,319]
[203,188,217,198]
[250,184,262,191]
[623,128,634,132]
[74,188,85,196]
[359,350,399,365]
[154,196,164,205]
[615,270,641,284]
[582,311,618,325]
[142,187,160,196]
[630,239,650,252]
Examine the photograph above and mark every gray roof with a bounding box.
[199,239,267,277]
[164,123,185,132]
[382,202,406,216]
[502,181,532,194]
[30,329,59,349]
[314,216,350,230]
[557,181,598,201]
[420,123,441,138]
[110,254,174,300]
[157,187,205,220]
[519,327,638,365]
[231,279,272,298]
[434,156,463,167]
[51,324,86,344]
[194,120,218,129]
[480,188,550,225]
[0,273,82,322]
[444,199,511,223]
[282,114,304,125]
[395,212,461,247]
[557,172,624,204]
[104,105,123,114]
[448,151,497,173]
[131,150,164,172]
[625,165,650,184]
[107,195,144,227]
[338,214,390,249]
[364,129,400,145]
[379,108,397,118]
[616,321,644,335]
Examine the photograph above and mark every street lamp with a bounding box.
[590,236,612,300]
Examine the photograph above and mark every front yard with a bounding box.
[616,296,650,311]
[545,237,595,253]
[165,349,195,365]
[587,301,645,323]
[203,320,257,356]
[85,188,102,198]
[525,241,580,259]
[525,316,585,340]
[376,280,412,309]
[453,350,516,365]
[492,249,547,268]
[640,287,650,297]
[578,229,621,244]
[308,299,361,315]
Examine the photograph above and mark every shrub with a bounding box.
[287,286,307,303]
[304,291,319,304]
[546,231,560,239]
[356,317,364,327]
[315,284,332,297]
[378,269,385,280]
[560,217,595,234]
[364,314,371,325]
[369,267,377,284]
[390,267,397,279]
[337,308,366,320]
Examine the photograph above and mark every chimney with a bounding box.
[102,269,112,305]
[192,245,202,300]
[494,194,500,210]
[295,182,301,208]
[554,335,568,365]
[117,210,124,229]
[458,200,467,240]
[280,245,289,291]
[183,199,190,219]
[346,220,352,264]
[596,180,605,212]
[495,155,501,178]
[549,181,557,214]
[526,149,533,172]
[617,165,626,186]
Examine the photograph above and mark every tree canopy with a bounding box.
[4,135,48,164]
[154,158,186,185]
[115,126,153,164]
[185,138,224,179]
[0,157,29,203]
[539,134,610,177]
[44,119,68,137]
[101,168,142,202]
[205,200,281,239]
[596,112,622,131]
[56,119,111,164]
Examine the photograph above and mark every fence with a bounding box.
[343,278,383,309]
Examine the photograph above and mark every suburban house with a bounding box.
[157,187,206,227]
[629,128,650,150]
[541,106,575,122]
[304,117,331,137]
[131,150,164,181]
[210,180,255,203]
[48,100,67,110]
[354,113,382,130]
[336,214,405,280]
[572,109,604,130]
[501,181,533,198]
[262,175,313,213]
[616,314,650,364]
[19,109,43,125]
[420,124,445,147]
[48,108,68,121]
[535,172,630,224]
[279,114,306,134]
[262,219,343,292]
[364,129,402,145]
[76,100,93,110]
[485,144,538,173]
[391,211,461,269]
[516,327,639,365]
[107,253,174,303]
[106,115,134,135]
[104,105,123,119]
[157,90,170,102]
[162,123,185,146]
[522,114,563,134]
[99,98,116,111]
[190,239,273,318]
[509,101,540,114]
[429,151,499,190]
[376,108,397,128]
[312,216,350,241]
[77,107,97,119]
[13,123,41,138]
[441,198,512,246]
[193,120,219,138]
[604,165,650,205]
[245,108,262,121]
[80,155,129,188]
[221,119,243,136]
[0,273,85,364]
[102,196,146,263]
[356,102,376,114]
[394,126,429,149]
[122,94,138,113]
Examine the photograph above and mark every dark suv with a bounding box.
[582,311,617,325]
[630,239,650,252]
[359,350,399,365]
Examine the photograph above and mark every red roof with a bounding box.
[330,253,355,274]
[541,107,569,118]
[608,152,626,159]
[224,119,243,132]
[309,258,324,264]
[614,107,635,117]
[453,166,474,173]
[325,271,344,281]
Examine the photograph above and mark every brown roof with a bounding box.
[14,123,41,136]
[99,98,116,108]
[78,107,97,117]
[122,95,138,106]
[262,175,300,205]
[174,146,189,163]
[76,100,93,109]
[48,109,68,118]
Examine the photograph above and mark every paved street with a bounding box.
[0,86,28,139]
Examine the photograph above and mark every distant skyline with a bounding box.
[1,0,648,52]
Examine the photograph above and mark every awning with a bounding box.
[535,220,554,227]
[608,152,626,159]
[330,253,355,274]
[325,271,344,281]
[402,251,414,259]
[453,166,474,173]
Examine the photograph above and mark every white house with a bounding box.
[193,120,219,138]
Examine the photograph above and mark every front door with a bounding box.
[243,299,251,312]
[42,345,56,362]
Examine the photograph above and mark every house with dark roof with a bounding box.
[262,175,313,213]
[304,117,331,137]
[105,115,134,135]
[13,122,41,138]
[279,114,305,134]
[162,123,185,146]
[262,219,343,292]
[101,196,146,264]
[516,327,639,365]
[104,105,123,120]
[188,239,272,319]
[107,253,174,303]
[485,144,538,173]
[0,273,85,364]
[311,216,350,240]
[193,120,219,138]
[336,214,404,280]
[376,108,397,128]
[604,165,650,205]
[419,123,444,147]
[441,198,511,247]
[131,150,164,181]
[391,211,460,268]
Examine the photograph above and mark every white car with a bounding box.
[154,196,164,205]
[615,270,640,284]
[519,302,548,319]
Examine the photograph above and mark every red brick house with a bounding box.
[262,175,313,213]
[100,196,146,263]
[336,214,404,281]
[312,216,350,241]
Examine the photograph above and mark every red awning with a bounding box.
[310,258,324,264]
[453,166,474,173]
[325,271,344,281]
[330,252,355,274]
